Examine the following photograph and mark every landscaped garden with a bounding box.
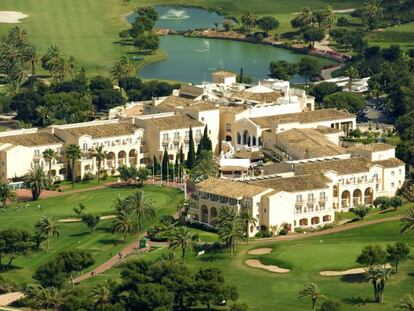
[0,184,183,284]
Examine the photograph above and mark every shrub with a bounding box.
[82,172,94,181]
[279,228,287,235]
[336,17,349,26]
[255,230,273,238]
[294,227,305,233]
[193,241,223,253]
[351,205,369,219]
[319,299,343,311]
[101,170,109,180]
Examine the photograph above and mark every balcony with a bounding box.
[173,136,181,142]
[307,199,316,206]
[195,135,202,142]
[318,197,327,204]
[295,200,304,207]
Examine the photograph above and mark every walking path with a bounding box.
[321,63,343,80]
[0,292,24,308]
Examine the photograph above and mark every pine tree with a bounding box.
[186,127,196,169]
[161,148,169,180]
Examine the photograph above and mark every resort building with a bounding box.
[52,119,144,178]
[232,109,356,150]
[192,175,335,236]
[262,127,350,162]
[0,128,64,182]
[133,112,205,163]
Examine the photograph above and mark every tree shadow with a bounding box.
[98,238,121,246]
[340,273,366,283]
[342,296,373,306]
[69,231,90,237]
[95,227,112,233]
[407,272,414,277]
[197,251,227,262]
[0,264,23,272]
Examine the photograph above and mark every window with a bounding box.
[399,169,402,174]
[34,149,40,157]
[225,123,231,132]
[391,171,395,176]
[391,182,395,187]
[263,208,267,213]
[163,133,169,141]
[82,143,88,151]
[319,192,325,199]
[196,129,202,137]
[319,203,325,210]
[174,132,179,139]
[296,195,302,203]
[201,117,205,121]
[308,193,314,201]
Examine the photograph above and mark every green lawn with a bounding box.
[367,22,414,50]
[84,220,414,311]
[0,184,183,284]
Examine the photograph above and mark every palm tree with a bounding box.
[90,145,108,184]
[26,285,61,311]
[321,5,336,30]
[365,265,393,303]
[217,207,244,257]
[24,166,48,201]
[91,283,112,311]
[241,10,258,30]
[295,8,316,28]
[361,0,383,29]
[345,66,359,92]
[168,226,195,261]
[43,148,57,185]
[176,199,196,224]
[0,183,16,208]
[111,56,136,83]
[35,217,59,252]
[112,210,139,243]
[65,144,81,189]
[7,26,28,48]
[396,294,414,310]
[36,106,50,127]
[298,282,325,311]
[192,151,219,182]
[239,209,257,245]
[401,208,414,235]
[121,191,156,230]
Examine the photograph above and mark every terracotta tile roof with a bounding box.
[276,128,346,158]
[0,131,62,147]
[64,122,139,138]
[262,163,294,175]
[347,143,395,152]
[144,114,204,131]
[157,96,218,112]
[234,150,264,160]
[231,89,283,103]
[294,157,371,175]
[212,70,237,78]
[372,158,405,168]
[197,177,269,199]
[219,106,246,115]
[248,174,330,193]
[314,126,343,134]
[250,109,355,129]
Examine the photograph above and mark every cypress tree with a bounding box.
[161,148,169,180]
[179,145,185,166]
[174,156,179,178]
[186,126,196,169]
[203,125,212,151]
[152,155,159,175]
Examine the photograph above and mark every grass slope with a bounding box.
[0,185,183,284]
[90,220,414,311]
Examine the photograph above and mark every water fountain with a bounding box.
[160,9,190,20]
[195,40,210,53]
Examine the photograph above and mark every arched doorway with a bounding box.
[201,205,209,223]
[252,136,257,146]
[341,190,351,209]
[59,168,66,175]
[311,217,320,225]
[225,135,232,142]
[118,151,126,167]
[323,215,331,222]
[107,152,115,169]
[210,207,217,225]
[353,189,362,206]
[237,132,241,144]
[243,130,249,145]
[365,188,373,205]
[299,218,308,226]
[129,149,137,166]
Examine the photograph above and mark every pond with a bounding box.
[128,5,226,31]
[139,36,335,84]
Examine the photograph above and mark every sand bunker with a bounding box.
[293,9,355,15]
[245,259,290,273]
[59,215,115,223]
[248,248,273,255]
[0,291,24,306]
[320,263,392,276]
[0,11,28,24]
